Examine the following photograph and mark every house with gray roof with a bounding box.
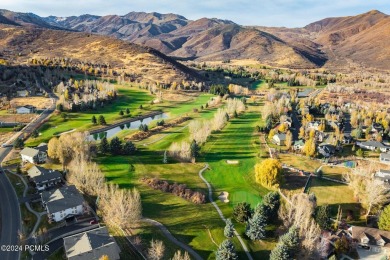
[27,165,62,191]
[380,153,390,165]
[349,226,390,250]
[63,227,120,260]
[272,133,286,146]
[41,185,85,222]
[20,143,47,164]
[374,169,390,183]
[356,141,390,153]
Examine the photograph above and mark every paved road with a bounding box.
[0,91,56,260]
[343,113,352,134]
[198,164,253,260]
[0,147,21,260]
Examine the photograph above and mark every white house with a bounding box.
[16,90,29,97]
[307,121,321,130]
[374,169,390,183]
[20,143,47,164]
[41,185,85,222]
[27,166,62,191]
[16,105,35,114]
[273,133,286,146]
[63,227,121,260]
[356,141,390,153]
[380,153,390,165]
[293,140,305,151]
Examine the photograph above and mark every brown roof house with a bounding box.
[349,226,390,253]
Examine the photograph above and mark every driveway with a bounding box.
[356,246,387,259]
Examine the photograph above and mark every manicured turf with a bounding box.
[307,177,364,224]
[27,86,154,146]
[96,102,275,259]
[250,80,266,90]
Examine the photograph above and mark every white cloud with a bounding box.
[1,0,389,27]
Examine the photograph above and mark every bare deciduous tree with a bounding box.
[148,239,165,260]
[171,250,191,260]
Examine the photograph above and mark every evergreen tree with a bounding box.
[31,130,39,138]
[13,138,24,149]
[98,115,107,125]
[233,202,252,223]
[245,211,267,241]
[163,150,168,164]
[224,219,234,238]
[139,124,149,132]
[270,243,290,260]
[91,115,97,125]
[379,205,390,231]
[190,140,200,161]
[315,204,332,230]
[262,191,280,220]
[126,108,130,114]
[110,137,122,155]
[280,226,299,257]
[99,137,109,154]
[139,105,143,109]
[122,141,136,155]
[216,240,238,260]
[119,110,124,116]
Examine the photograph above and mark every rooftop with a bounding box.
[27,165,62,184]
[41,185,84,214]
[20,147,39,158]
[64,227,120,260]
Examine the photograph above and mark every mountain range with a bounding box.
[0,9,389,70]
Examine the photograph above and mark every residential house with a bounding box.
[349,226,390,252]
[380,153,390,165]
[342,134,353,144]
[16,105,35,114]
[318,143,336,158]
[315,131,326,143]
[307,121,321,130]
[372,123,384,133]
[356,141,390,153]
[27,166,62,191]
[41,185,85,222]
[281,116,292,128]
[20,144,48,164]
[374,169,390,183]
[16,90,29,97]
[63,227,121,260]
[273,133,286,146]
[293,140,305,151]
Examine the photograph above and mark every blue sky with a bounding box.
[2,0,389,27]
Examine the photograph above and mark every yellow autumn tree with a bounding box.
[303,138,316,157]
[268,129,276,140]
[255,158,283,189]
[285,131,293,150]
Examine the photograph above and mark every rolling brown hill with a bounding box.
[0,24,202,84]
[1,9,389,70]
[257,10,390,70]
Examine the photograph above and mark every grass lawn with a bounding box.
[26,85,155,146]
[96,100,275,259]
[307,177,364,225]
[250,80,266,90]
[278,153,322,173]
[200,104,276,259]
[5,172,25,197]
[21,204,37,236]
[321,166,351,181]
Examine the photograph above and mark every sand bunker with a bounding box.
[218,192,229,203]
[226,160,239,164]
